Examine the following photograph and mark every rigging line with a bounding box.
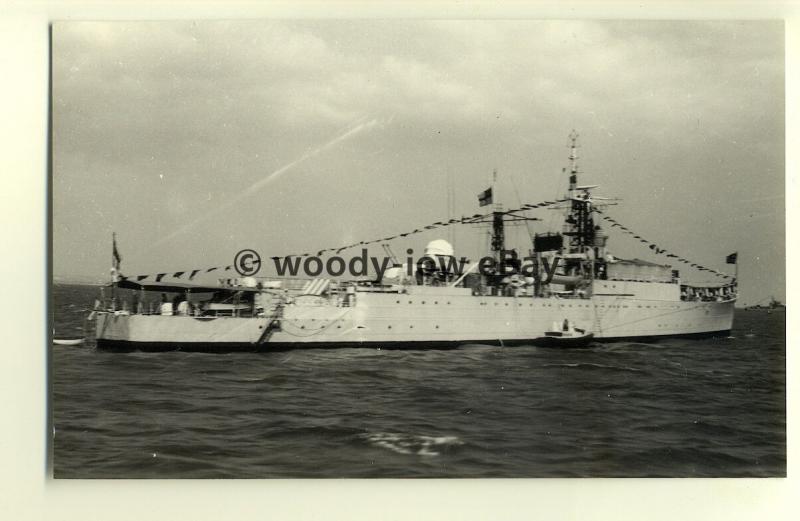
[273,198,568,260]
[547,173,563,232]
[118,197,569,280]
[594,208,732,279]
[591,295,625,331]
[510,175,535,249]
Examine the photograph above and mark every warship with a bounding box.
[93,133,737,351]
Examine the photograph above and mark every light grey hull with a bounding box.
[95,286,736,351]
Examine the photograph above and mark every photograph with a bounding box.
[51,19,785,478]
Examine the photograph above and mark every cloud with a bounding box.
[147,114,390,249]
[54,19,779,165]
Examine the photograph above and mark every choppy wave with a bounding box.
[359,432,464,457]
[541,362,646,373]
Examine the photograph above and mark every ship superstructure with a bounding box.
[94,133,737,351]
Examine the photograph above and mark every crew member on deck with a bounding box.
[159,293,173,316]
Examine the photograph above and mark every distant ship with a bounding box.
[745,296,784,312]
[94,133,737,351]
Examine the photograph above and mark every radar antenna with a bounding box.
[548,131,618,255]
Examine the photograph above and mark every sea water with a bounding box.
[51,284,785,477]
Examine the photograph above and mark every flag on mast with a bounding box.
[111,233,122,282]
[113,234,122,267]
[726,252,738,264]
[478,187,493,207]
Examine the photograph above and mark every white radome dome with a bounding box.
[424,239,454,258]
[239,277,258,288]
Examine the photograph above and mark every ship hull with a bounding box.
[95,286,736,352]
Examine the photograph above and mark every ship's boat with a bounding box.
[53,338,85,346]
[92,133,738,352]
[533,322,594,348]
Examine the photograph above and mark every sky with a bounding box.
[52,20,784,305]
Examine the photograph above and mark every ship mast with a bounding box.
[563,131,596,255]
[568,130,579,195]
[472,168,539,287]
[490,168,505,262]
